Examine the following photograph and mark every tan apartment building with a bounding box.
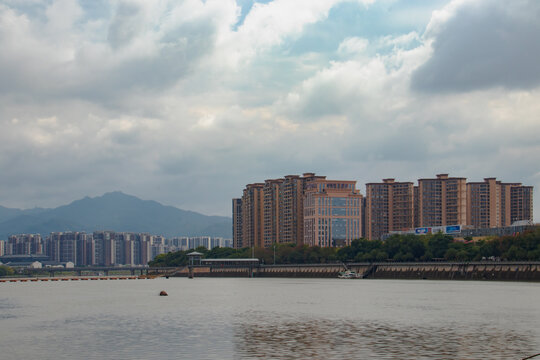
[261,173,324,247]
[304,177,363,247]
[263,179,283,247]
[467,178,534,228]
[232,198,243,248]
[510,185,533,224]
[241,183,265,248]
[279,173,324,245]
[366,179,414,240]
[235,174,325,249]
[413,186,420,228]
[279,175,305,245]
[417,174,467,227]
[467,178,501,228]
[235,173,533,247]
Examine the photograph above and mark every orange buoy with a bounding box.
[159,290,168,296]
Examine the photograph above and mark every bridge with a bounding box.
[21,266,161,277]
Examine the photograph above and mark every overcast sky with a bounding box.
[1,0,539,220]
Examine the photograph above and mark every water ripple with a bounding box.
[233,313,535,359]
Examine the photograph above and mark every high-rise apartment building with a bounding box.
[263,179,283,247]
[280,175,303,245]
[47,232,91,265]
[510,185,533,224]
[235,173,533,245]
[75,232,93,266]
[241,183,265,248]
[413,186,420,228]
[417,174,467,227]
[234,173,356,248]
[467,178,534,228]
[92,231,116,266]
[279,173,323,245]
[366,179,414,240]
[7,234,43,255]
[303,177,363,247]
[467,178,500,228]
[232,198,243,249]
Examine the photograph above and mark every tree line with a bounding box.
[0,265,15,276]
[149,227,540,267]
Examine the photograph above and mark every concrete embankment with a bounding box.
[371,262,540,281]
[165,262,540,281]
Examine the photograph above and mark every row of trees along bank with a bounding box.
[0,265,15,276]
[149,227,540,267]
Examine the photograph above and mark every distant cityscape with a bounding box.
[233,173,533,248]
[0,172,534,268]
[0,232,232,267]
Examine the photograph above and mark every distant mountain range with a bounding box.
[0,191,231,239]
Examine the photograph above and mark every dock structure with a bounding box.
[4,262,540,282]
[147,262,540,281]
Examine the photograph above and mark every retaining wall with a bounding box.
[166,262,540,281]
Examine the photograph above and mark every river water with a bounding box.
[0,278,539,359]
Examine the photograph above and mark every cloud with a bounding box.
[0,0,234,103]
[338,37,369,55]
[0,0,539,222]
[412,0,540,92]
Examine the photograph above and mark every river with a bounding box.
[0,278,539,359]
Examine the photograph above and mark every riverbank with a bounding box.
[160,262,540,281]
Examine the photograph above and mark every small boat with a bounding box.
[338,270,360,279]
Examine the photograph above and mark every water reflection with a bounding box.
[0,298,18,319]
[2,280,539,359]
[234,312,535,359]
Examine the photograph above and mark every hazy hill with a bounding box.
[0,192,231,239]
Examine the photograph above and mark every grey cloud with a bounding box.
[74,22,216,104]
[412,0,540,92]
[107,2,142,49]
[0,2,218,106]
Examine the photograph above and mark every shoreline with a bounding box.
[163,261,540,281]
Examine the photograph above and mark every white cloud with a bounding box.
[0,0,538,221]
[338,37,369,55]
[215,0,374,68]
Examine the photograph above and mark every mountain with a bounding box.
[0,192,231,239]
[0,206,47,221]
[0,206,22,221]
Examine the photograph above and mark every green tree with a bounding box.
[444,248,458,261]
[0,265,14,277]
[428,233,453,259]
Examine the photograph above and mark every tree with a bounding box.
[444,248,458,261]
[0,265,15,277]
[428,233,453,259]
